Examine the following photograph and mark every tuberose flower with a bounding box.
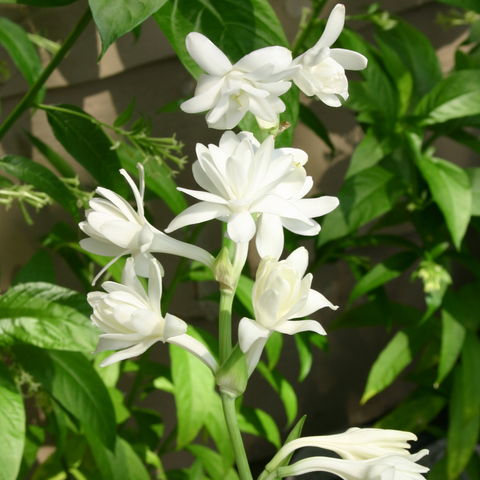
[180,32,297,129]
[165,131,338,258]
[291,4,368,106]
[88,257,218,373]
[238,247,337,374]
[80,163,214,284]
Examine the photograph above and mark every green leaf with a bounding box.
[414,155,472,250]
[0,360,25,480]
[14,345,116,451]
[236,275,254,317]
[461,333,480,423]
[187,445,239,480]
[16,425,45,480]
[436,309,466,386]
[374,389,446,433]
[86,434,151,480]
[447,366,480,480]
[349,251,418,303]
[375,18,442,106]
[294,331,327,382]
[0,282,98,352]
[25,131,76,178]
[0,155,79,222]
[237,405,281,449]
[170,328,215,449]
[2,0,78,5]
[443,282,480,332]
[467,167,480,216]
[132,407,164,451]
[318,166,405,246]
[0,17,45,103]
[265,331,283,371]
[361,319,438,403]
[94,351,120,388]
[298,103,335,154]
[435,0,480,15]
[90,0,167,60]
[46,104,126,196]
[256,361,297,428]
[416,70,480,126]
[330,300,422,330]
[114,97,135,127]
[345,128,388,179]
[108,387,130,424]
[12,250,55,286]
[116,142,187,215]
[154,0,289,80]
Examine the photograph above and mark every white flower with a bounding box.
[165,131,338,258]
[80,163,214,284]
[271,450,429,480]
[264,428,420,474]
[238,247,337,374]
[88,257,218,373]
[291,4,368,107]
[180,32,297,130]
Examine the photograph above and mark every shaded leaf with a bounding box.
[114,97,135,127]
[237,405,281,448]
[467,167,480,216]
[12,250,55,286]
[298,103,335,154]
[187,445,239,480]
[265,331,283,371]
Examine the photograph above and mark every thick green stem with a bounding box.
[219,289,235,364]
[221,393,254,480]
[292,0,328,57]
[0,8,92,140]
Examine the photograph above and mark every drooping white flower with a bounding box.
[238,247,337,374]
[269,450,429,480]
[291,4,368,106]
[165,131,338,258]
[180,32,297,130]
[88,257,218,373]
[80,163,214,284]
[264,428,420,475]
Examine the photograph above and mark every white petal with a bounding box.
[245,336,269,376]
[219,130,242,155]
[186,32,232,76]
[238,317,270,353]
[120,169,143,218]
[292,69,317,97]
[315,4,345,49]
[181,82,223,113]
[275,319,326,336]
[80,238,125,257]
[330,48,368,70]
[163,313,188,340]
[131,309,160,336]
[96,187,139,223]
[148,259,163,316]
[227,211,256,243]
[256,288,281,329]
[121,257,148,299]
[206,94,232,124]
[192,160,222,197]
[95,334,142,353]
[99,339,157,367]
[252,195,312,224]
[168,333,218,373]
[285,247,309,278]
[178,187,228,204]
[304,46,330,67]
[100,220,141,249]
[242,63,275,81]
[165,202,230,232]
[235,46,292,74]
[247,95,278,122]
[281,217,320,236]
[256,213,284,259]
[317,91,342,107]
[132,252,155,278]
[293,289,339,319]
[293,196,339,218]
[209,102,247,130]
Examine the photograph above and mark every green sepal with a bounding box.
[216,344,248,399]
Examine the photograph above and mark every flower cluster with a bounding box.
[181,4,367,130]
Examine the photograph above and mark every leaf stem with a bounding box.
[0,8,92,140]
[219,289,235,364]
[292,0,328,57]
[221,393,253,480]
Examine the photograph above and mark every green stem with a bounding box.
[292,0,328,57]
[221,393,253,480]
[219,289,235,364]
[0,8,92,140]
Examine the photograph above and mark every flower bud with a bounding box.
[213,246,235,293]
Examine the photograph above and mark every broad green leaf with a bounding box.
[91,0,167,60]
[16,425,45,480]
[447,366,480,480]
[0,155,79,221]
[436,310,466,386]
[375,18,442,105]
[25,131,76,178]
[461,333,480,423]
[94,351,120,388]
[415,155,472,250]
[265,331,283,371]
[0,17,45,103]
[1,0,78,5]
[318,166,405,246]
[86,434,150,480]
[0,360,25,480]
[108,387,130,424]
[435,0,480,15]
[46,104,126,196]
[416,70,480,126]
[349,251,418,303]
[12,249,55,286]
[361,319,438,403]
[237,405,281,448]
[294,331,328,382]
[14,345,116,451]
[0,282,98,351]
[131,407,164,450]
[170,327,215,449]
[187,445,239,480]
[375,390,446,433]
[114,96,135,127]
[467,167,480,216]
[257,361,297,428]
[446,129,480,158]
[330,300,422,330]
[345,128,387,179]
[466,453,480,480]
[116,143,187,215]
[236,275,254,317]
[298,103,335,154]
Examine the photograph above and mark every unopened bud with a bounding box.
[213,246,235,293]
[216,344,248,398]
